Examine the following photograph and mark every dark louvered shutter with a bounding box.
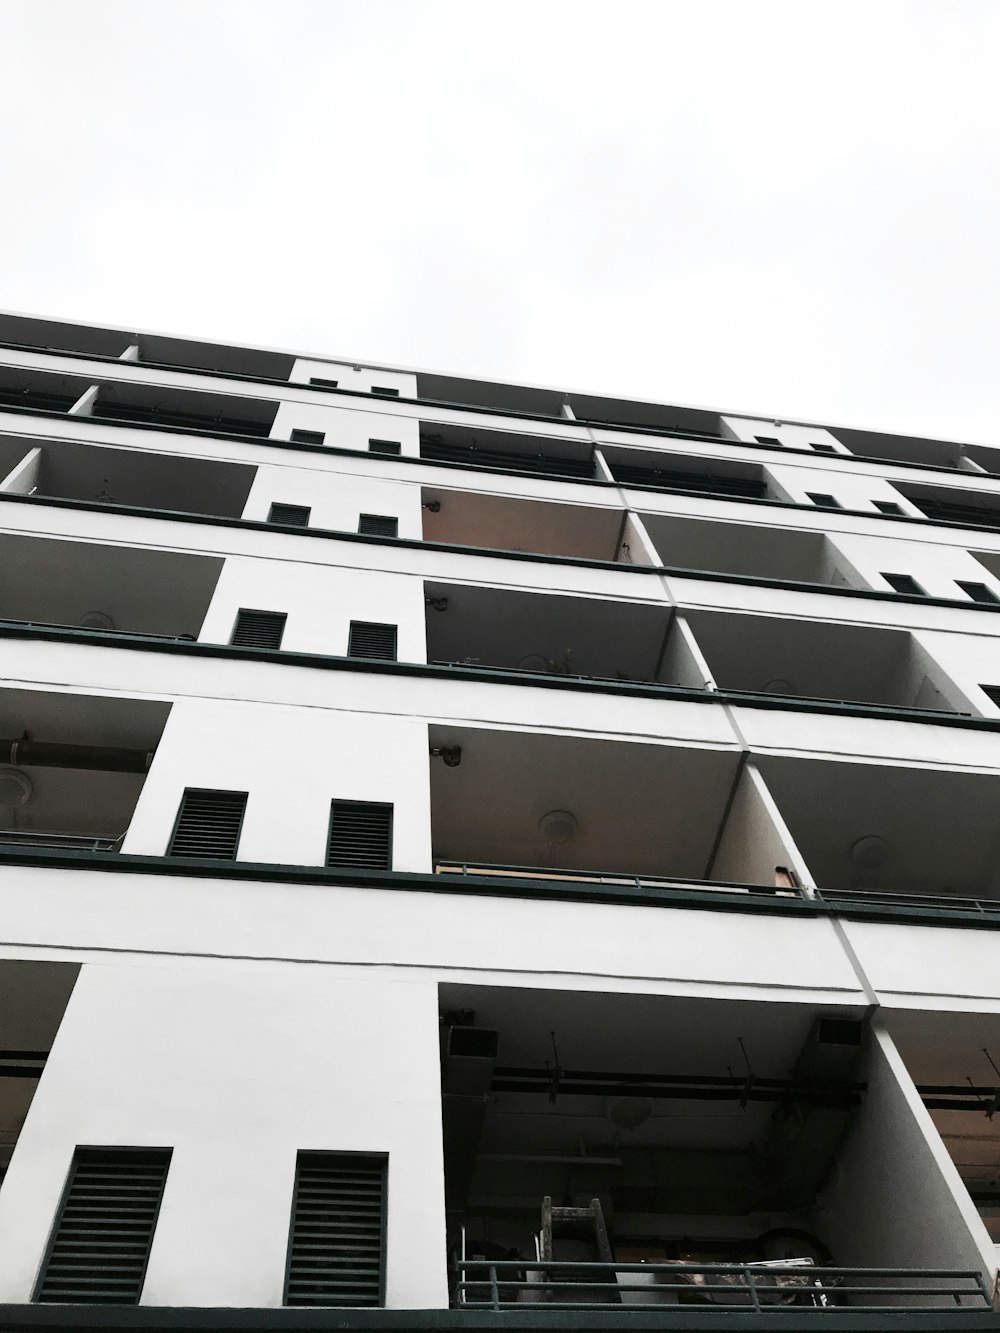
[168,789,247,859]
[231,609,286,650]
[268,503,311,527]
[368,439,401,456]
[284,1152,387,1307]
[347,621,397,661]
[35,1147,171,1305]
[357,514,398,538]
[326,802,393,869]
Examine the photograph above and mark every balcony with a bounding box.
[442,986,991,1315]
[0,437,255,518]
[429,725,797,894]
[424,585,705,688]
[757,756,1000,906]
[686,609,970,713]
[640,512,854,588]
[422,487,629,562]
[420,422,595,481]
[0,533,223,640]
[91,381,278,439]
[0,960,80,1184]
[605,447,770,501]
[0,687,170,852]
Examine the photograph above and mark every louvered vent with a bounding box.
[982,685,1000,709]
[326,802,393,869]
[269,503,311,527]
[357,514,398,538]
[35,1147,171,1305]
[168,789,247,860]
[231,609,287,650]
[347,621,397,661]
[285,1152,386,1307]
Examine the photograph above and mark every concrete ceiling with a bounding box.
[424,583,671,681]
[423,488,622,560]
[429,725,740,878]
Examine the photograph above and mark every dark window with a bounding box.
[873,500,905,515]
[358,514,399,538]
[811,443,836,453]
[35,1148,171,1305]
[368,439,401,456]
[882,573,927,596]
[268,503,311,528]
[289,428,325,446]
[807,492,841,508]
[284,1152,387,1307]
[371,386,399,397]
[231,609,286,650]
[348,621,398,661]
[957,580,1000,604]
[326,801,393,869]
[308,377,339,389]
[168,789,248,860]
[754,435,781,446]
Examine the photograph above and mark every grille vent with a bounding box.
[168,789,247,860]
[285,1152,387,1307]
[347,621,397,661]
[289,428,326,445]
[269,503,311,527]
[358,514,398,539]
[326,802,393,869]
[35,1148,171,1305]
[368,439,401,456]
[981,685,1000,709]
[231,609,287,650]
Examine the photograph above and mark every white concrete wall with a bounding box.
[0,959,448,1309]
[818,1025,995,1296]
[289,358,417,399]
[721,415,849,454]
[270,400,420,458]
[241,462,423,540]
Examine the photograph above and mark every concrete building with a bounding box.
[0,312,1000,1329]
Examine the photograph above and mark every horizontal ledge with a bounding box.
[3,489,1000,617]
[1,338,996,491]
[0,620,997,732]
[1,846,1000,932]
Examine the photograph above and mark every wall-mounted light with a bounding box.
[539,810,578,845]
[423,500,441,513]
[80,611,116,631]
[425,597,448,612]
[430,745,462,768]
[0,766,32,807]
[850,835,890,870]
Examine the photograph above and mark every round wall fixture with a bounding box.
[517,654,548,673]
[80,611,116,631]
[539,810,579,845]
[763,678,794,695]
[851,834,890,870]
[0,767,33,807]
[607,1096,653,1130]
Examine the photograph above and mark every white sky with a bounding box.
[3,0,1000,440]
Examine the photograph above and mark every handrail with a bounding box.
[0,829,119,851]
[434,860,804,899]
[453,1258,992,1312]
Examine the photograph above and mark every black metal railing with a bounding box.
[435,860,803,899]
[0,830,120,852]
[453,1259,992,1312]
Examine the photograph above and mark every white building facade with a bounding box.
[0,313,999,1330]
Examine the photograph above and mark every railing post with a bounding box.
[744,1265,761,1312]
[489,1264,499,1313]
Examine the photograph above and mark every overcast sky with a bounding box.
[3,0,1000,440]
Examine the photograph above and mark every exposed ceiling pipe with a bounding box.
[1,738,152,773]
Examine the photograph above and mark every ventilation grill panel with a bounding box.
[35,1148,171,1305]
[347,621,397,661]
[326,801,393,869]
[285,1152,387,1307]
[368,439,401,456]
[231,609,287,650]
[168,789,247,860]
[269,503,311,527]
[358,514,398,538]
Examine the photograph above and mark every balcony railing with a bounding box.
[454,1259,992,1313]
[0,830,120,852]
[435,860,803,900]
[816,886,1000,923]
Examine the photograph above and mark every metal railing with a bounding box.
[435,860,804,900]
[817,885,1000,922]
[453,1259,992,1312]
[0,830,120,852]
